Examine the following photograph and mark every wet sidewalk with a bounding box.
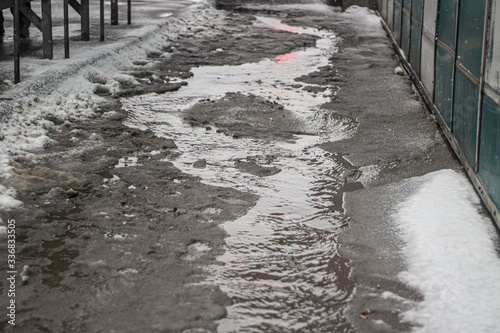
[1,2,499,332]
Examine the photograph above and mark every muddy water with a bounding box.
[123,17,357,332]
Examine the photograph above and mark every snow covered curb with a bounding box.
[0,1,222,210]
[0,26,162,124]
[394,169,500,332]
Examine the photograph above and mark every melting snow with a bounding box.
[0,185,23,210]
[116,156,139,168]
[394,169,500,332]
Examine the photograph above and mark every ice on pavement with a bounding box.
[394,169,500,332]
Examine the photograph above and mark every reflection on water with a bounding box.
[123,16,357,332]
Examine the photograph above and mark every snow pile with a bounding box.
[341,5,385,38]
[0,185,23,210]
[0,0,222,208]
[394,169,500,332]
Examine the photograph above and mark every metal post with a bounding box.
[406,0,412,58]
[64,0,69,58]
[475,0,492,171]
[100,0,105,41]
[81,0,90,40]
[419,0,425,74]
[13,0,20,83]
[127,0,131,25]
[111,0,118,25]
[41,0,53,59]
[450,0,461,132]
[432,0,438,105]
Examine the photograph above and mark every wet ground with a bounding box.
[0,2,464,333]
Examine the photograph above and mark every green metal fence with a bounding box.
[377,0,500,227]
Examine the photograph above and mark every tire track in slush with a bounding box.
[123,16,358,332]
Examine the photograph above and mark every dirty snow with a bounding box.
[0,0,221,208]
[358,164,381,186]
[0,185,23,210]
[342,6,385,38]
[116,156,140,168]
[394,169,500,332]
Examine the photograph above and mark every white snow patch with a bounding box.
[342,6,385,38]
[202,207,223,215]
[108,233,137,240]
[182,242,212,261]
[116,156,139,168]
[119,268,139,275]
[358,164,381,186]
[0,185,23,210]
[0,219,6,235]
[394,169,500,332]
[149,150,162,156]
[380,290,415,305]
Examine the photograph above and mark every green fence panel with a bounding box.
[393,2,402,46]
[456,0,487,78]
[385,0,500,227]
[434,46,454,127]
[410,21,421,76]
[401,11,411,56]
[479,94,500,208]
[453,69,480,167]
[403,0,411,11]
[436,0,458,50]
[411,0,423,23]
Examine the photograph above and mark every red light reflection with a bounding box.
[270,52,299,63]
[270,22,303,34]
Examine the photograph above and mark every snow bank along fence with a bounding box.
[376,0,500,228]
[1,0,131,83]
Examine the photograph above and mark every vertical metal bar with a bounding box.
[13,0,20,83]
[41,0,53,59]
[386,0,389,24]
[127,0,131,25]
[432,0,439,105]
[100,0,105,41]
[64,0,70,58]
[450,0,461,132]
[475,0,491,171]
[111,0,118,25]
[407,0,412,58]
[81,0,90,40]
[398,1,403,45]
[419,0,425,76]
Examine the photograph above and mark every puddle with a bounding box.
[40,231,79,287]
[122,17,357,332]
[21,230,80,288]
[98,169,114,179]
[47,206,83,223]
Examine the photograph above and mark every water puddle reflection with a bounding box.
[122,16,356,332]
